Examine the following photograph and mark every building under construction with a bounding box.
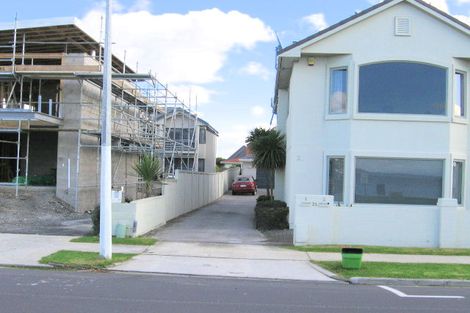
[0,18,218,212]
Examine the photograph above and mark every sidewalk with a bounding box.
[2,233,470,282]
[111,241,334,281]
[0,233,147,267]
[307,252,470,264]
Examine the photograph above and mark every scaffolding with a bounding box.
[0,19,200,201]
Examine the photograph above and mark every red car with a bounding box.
[232,176,257,195]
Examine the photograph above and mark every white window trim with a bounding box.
[325,65,351,120]
[349,151,449,207]
[451,155,466,208]
[452,70,468,123]
[352,60,451,122]
[324,155,346,204]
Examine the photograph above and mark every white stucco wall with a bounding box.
[278,1,470,246]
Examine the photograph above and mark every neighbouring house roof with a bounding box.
[222,145,254,164]
[158,107,219,136]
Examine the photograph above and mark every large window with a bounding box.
[327,157,344,203]
[454,72,465,117]
[355,158,444,205]
[359,62,447,115]
[329,68,348,114]
[452,160,464,205]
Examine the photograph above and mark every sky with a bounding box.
[1,0,469,158]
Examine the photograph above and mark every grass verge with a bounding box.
[71,236,156,246]
[291,245,470,256]
[40,250,136,269]
[316,261,470,280]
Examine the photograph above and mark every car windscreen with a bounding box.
[236,177,250,182]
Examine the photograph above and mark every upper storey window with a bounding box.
[329,68,348,114]
[454,72,465,117]
[359,62,447,115]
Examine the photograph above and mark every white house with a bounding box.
[222,145,255,178]
[274,0,470,248]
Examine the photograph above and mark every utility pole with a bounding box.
[100,0,113,259]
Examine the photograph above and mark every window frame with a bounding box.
[453,71,466,119]
[354,61,450,122]
[452,159,465,206]
[326,155,346,204]
[328,67,349,116]
[353,156,446,206]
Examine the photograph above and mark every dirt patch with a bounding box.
[0,188,91,235]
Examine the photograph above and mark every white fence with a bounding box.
[112,167,240,237]
[294,195,470,248]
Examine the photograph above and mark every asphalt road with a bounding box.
[1,268,469,313]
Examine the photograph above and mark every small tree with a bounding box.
[133,154,163,198]
[250,129,286,198]
[245,127,272,145]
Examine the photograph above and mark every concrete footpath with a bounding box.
[0,233,146,267]
[3,233,470,283]
[111,241,334,281]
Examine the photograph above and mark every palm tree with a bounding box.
[250,129,286,198]
[245,127,272,145]
[133,154,163,198]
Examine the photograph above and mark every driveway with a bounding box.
[152,193,267,244]
[117,192,333,281]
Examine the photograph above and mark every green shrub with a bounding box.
[29,175,56,186]
[256,195,274,203]
[91,206,100,235]
[256,200,287,208]
[254,200,289,230]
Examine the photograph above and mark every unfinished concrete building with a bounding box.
[0,18,217,212]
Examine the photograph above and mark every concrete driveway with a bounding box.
[114,192,334,281]
[152,193,267,244]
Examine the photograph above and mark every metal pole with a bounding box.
[99,0,113,259]
[15,121,21,197]
[25,124,30,188]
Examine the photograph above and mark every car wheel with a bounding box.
[232,191,236,195]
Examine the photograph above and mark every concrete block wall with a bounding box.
[112,167,240,236]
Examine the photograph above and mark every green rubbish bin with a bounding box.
[341,248,363,269]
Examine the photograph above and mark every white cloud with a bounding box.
[250,105,267,117]
[218,122,271,158]
[302,13,328,31]
[456,0,470,5]
[239,62,271,80]
[81,6,275,86]
[169,84,215,105]
[454,14,470,24]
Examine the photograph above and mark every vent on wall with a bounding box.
[395,17,411,36]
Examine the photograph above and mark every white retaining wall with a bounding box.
[294,195,470,248]
[112,167,240,237]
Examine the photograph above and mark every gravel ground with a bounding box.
[0,188,92,235]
